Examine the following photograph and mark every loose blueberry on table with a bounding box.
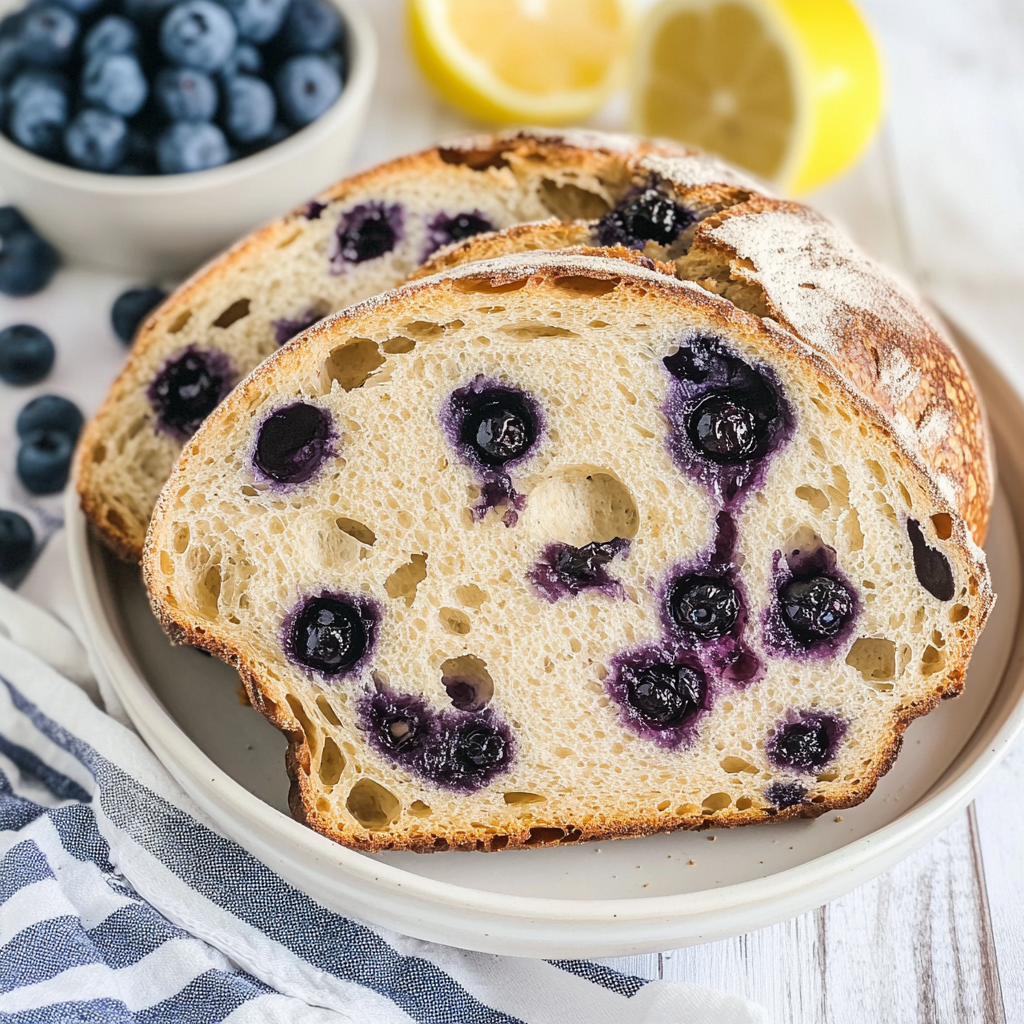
[0,508,34,577]
[0,207,59,297]
[0,0,350,174]
[0,324,55,385]
[13,392,83,496]
[111,285,167,344]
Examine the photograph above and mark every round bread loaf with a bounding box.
[143,253,994,854]
[77,129,760,561]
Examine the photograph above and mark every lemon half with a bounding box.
[409,0,634,125]
[631,0,884,193]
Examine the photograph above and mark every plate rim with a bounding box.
[67,321,1024,957]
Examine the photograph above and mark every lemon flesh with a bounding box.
[409,0,632,125]
[631,0,883,193]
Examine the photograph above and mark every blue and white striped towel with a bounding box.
[0,633,769,1023]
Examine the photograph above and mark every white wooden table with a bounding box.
[2,0,1022,1019]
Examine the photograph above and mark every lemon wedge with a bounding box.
[630,0,884,193]
[408,0,634,125]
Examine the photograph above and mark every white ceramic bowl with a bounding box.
[67,324,1024,958]
[0,0,377,275]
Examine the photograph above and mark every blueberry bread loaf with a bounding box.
[143,253,993,853]
[76,129,761,561]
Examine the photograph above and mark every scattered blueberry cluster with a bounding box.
[0,0,348,174]
[0,206,58,296]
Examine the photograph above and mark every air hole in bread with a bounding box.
[453,277,528,295]
[212,298,251,329]
[950,604,970,623]
[525,827,565,845]
[106,508,127,532]
[538,178,611,220]
[196,560,221,619]
[455,584,488,609]
[173,524,190,553]
[846,637,897,681]
[555,275,620,298]
[336,517,376,546]
[381,337,416,354]
[316,695,341,726]
[168,309,191,334]
[721,756,758,774]
[285,693,318,755]
[921,644,946,675]
[498,321,580,340]
[796,485,829,511]
[524,466,639,548]
[409,800,431,818]
[159,550,174,575]
[437,146,509,170]
[384,553,427,606]
[439,607,471,635]
[440,655,493,710]
[346,779,399,830]
[504,791,545,805]
[320,339,385,393]
[735,797,753,810]
[702,793,732,812]
[400,320,443,339]
[318,737,345,786]
[931,513,953,540]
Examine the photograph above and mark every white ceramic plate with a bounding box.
[68,327,1024,958]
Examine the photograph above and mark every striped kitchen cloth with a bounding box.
[0,634,769,1024]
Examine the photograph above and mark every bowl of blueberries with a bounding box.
[0,0,376,274]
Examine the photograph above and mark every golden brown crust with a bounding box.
[143,253,994,854]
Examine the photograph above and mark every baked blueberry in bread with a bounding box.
[143,253,993,853]
[77,129,759,561]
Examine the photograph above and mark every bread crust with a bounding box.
[143,253,994,854]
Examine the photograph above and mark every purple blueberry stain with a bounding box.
[763,541,858,659]
[441,377,544,522]
[282,590,378,680]
[272,306,327,346]
[252,401,334,486]
[605,643,710,749]
[596,185,694,249]
[360,684,515,793]
[662,332,795,508]
[764,781,807,810]
[906,518,955,601]
[302,199,326,220]
[529,537,630,602]
[329,201,404,273]
[148,346,234,440]
[767,711,847,774]
[424,209,494,259]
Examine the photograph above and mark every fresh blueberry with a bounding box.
[111,287,166,343]
[155,66,217,121]
[222,73,275,142]
[16,394,82,439]
[668,574,741,639]
[222,42,261,77]
[0,221,60,296]
[253,401,333,484]
[779,575,853,644]
[119,128,157,174]
[288,594,371,675]
[0,509,34,576]
[156,121,230,173]
[0,324,55,385]
[687,389,776,464]
[7,71,68,155]
[426,210,494,254]
[81,53,148,117]
[82,15,139,60]
[277,0,342,54]
[597,187,691,249]
[18,5,77,66]
[906,518,955,601]
[331,201,403,267]
[17,428,74,493]
[621,661,705,729]
[0,11,22,39]
[51,0,103,14]
[0,207,30,237]
[160,0,237,73]
[0,36,21,83]
[147,347,231,437]
[220,0,289,43]
[64,108,128,170]
[767,714,845,773]
[368,691,431,756]
[275,54,341,127]
[460,390,537,468]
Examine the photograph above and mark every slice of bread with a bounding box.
[143,253,994,853]
[76,129,760,562]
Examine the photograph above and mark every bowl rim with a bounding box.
[65,319,1024,956]
[0,0,378,196]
